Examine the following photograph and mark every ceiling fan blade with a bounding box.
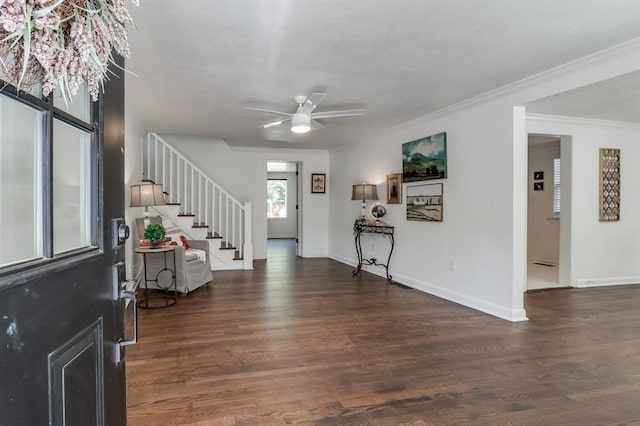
[258,117,291,129]
[245,106,292,117]
[311,109,366,119]
[300,92,327,114]
[311,120,324,129]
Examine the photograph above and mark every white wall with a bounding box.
[124,95,146,282]
[158,135,329,259]
[527,140,560,265]
[329,40,640,321]
[330,102,526,321]
[527,115,640,287]
[267,171,297,239]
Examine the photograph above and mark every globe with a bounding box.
[370,204,387,219]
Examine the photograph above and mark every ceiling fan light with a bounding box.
[291,113,311,134]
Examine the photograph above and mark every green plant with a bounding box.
[143,223,166,241]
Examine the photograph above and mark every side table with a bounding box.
[352,220,395,281]
[135,245,178,309]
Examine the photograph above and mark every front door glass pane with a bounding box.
[0,96,43,266]
[53,85,91,122]
[53,120,92,254]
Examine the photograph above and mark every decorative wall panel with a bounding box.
[599,148,620,222]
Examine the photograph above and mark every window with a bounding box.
[553,157,561,216]
[267,179,287,218]
[0,82,97,269]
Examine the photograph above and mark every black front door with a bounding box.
[0,58,128,425]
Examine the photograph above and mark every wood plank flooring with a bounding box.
[127,254,640,425]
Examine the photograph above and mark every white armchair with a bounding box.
[135,216,213,294]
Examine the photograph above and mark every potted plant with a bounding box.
[143,224,167,247]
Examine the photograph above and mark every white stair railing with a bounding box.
[142,132,253,269]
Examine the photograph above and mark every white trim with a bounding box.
[329,254,529,323]
[230,145,329,155]
[574,277,640,288]
[527,113,640,129]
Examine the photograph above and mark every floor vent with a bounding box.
[390,281,412,289]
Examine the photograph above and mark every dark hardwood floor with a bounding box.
[127,250,640,425]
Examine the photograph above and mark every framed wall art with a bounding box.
[599,148,620,222]
[402,132,447,183]
[386,173,402,204]
[406,183,443,222]
[533,171,544,180]
[311,173,326,193]
[534,182,544,191]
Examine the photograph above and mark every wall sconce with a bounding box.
[130,183,166,227]
[351,183,378,220]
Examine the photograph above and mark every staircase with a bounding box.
[142,133,253,270]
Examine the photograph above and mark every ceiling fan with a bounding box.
[245,93,365,134]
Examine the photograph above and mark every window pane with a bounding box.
[53,120,92,254]
[267,180,287,218]
[0,96,43,266]
[553,158,561,215]
[53,85,91,122]
[0,53,42,98]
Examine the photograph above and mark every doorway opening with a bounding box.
[527,133,568,290]
[266,161,300,260]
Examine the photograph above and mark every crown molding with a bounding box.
[386,37,640,132]
[229,145,329,155]
[527,113,640,129]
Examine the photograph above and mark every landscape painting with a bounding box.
[402,132,447,182]
[406,183,443,222]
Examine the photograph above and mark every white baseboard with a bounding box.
[574,276,640,288]
[329,253,528,323]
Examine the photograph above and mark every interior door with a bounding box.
[0,57,129,425]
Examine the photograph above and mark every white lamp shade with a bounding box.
[130,184,166,207]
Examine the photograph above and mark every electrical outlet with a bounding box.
[448,260,456,272]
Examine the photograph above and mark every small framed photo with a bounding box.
[533,171,544,180]
[311,173,326,193]
[386,173,402,204]
[534,182,544,191]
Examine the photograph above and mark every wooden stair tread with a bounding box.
[206,235,222,239]
[165,202,181,206]
[192,224,208,228]
[220,242,236,250]
[178,213,195,217]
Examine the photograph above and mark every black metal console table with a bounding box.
[352,221,395,281]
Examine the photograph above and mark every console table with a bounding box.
[135,246,177,309]
[352,221,395,281]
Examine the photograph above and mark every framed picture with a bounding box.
[406,183,443,222]
[311,173,326,193]
[533,171,544,180]
[534,182,544,191]
[402,132,447,183]
[386,173,402,204]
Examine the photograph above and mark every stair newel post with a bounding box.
[243,202,253,270]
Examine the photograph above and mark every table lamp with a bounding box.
[351,183,378,221]
[130,183,166,227]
